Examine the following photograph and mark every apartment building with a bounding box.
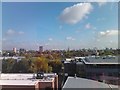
[64,56,120,85]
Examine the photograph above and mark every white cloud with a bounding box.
[98,2,106,6]
[85,23,96,30]
[59,3,93,24]
[97,0,107,6]
[66,37,76,41]
[6,29,24,36]
[48,38,53,41]
[6,29,15,35]
[18,31,24,35]
[85,23,91,29]
[93,29,118,49]
[99,30,118,36]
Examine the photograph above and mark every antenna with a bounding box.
[74,74,77,78]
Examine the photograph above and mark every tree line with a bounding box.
[2,56,62,74]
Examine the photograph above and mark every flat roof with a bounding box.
[0,80,38,86]
[1,73,56,79]
[1,73,34,80]
[74,57,85,59]
[0,56,25,60]
[65,58,74,61]
[83,56,120,65]
[109,85,119,89]
[0,73,56,85]
[63,77,119,89]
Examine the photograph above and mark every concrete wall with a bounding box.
[54,75,58,90]
[38,82,54,90]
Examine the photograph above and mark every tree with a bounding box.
[2,58,16,73]
[11,59,30,73]
[48,59,62,73]
[48,66,52,73]
[32,57,49,73]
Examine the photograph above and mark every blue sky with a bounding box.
[2,2,118,50]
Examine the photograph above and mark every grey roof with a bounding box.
[83,56,119,64]
[63,77,119,89]
[76,62,83,64]
[109,85,119,89]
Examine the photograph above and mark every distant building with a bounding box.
[0,73,58,90]
[39,46,43,53]
[19,48,26,54]
[13,48,17,53]
[0,56,25,60]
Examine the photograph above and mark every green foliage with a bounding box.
[2,58,16,73]
[12,59,30,73]
[2,56,62,73]
[48,60,62,73]
[32,57,49,73]
[48,66,52,73]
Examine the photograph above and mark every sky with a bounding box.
[2,2,118,50]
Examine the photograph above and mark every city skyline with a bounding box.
[2,2,118,50]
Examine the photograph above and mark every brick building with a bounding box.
[0,73,58,90]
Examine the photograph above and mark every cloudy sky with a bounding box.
[2,2,118,50]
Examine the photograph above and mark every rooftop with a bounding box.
[83,56,119,65]
[0,80,38,86]
[0,56,25,60]
[0,73,56,86]
[63,77,119,89]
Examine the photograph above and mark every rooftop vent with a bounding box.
[74,74,77,78]
[32,73,36,79]
[36,72,44,79]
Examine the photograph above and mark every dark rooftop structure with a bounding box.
[83,56,119,65]
[64,56,120,85]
